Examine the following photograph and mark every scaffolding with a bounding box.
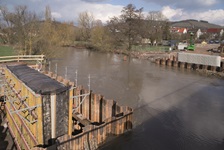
[47,61,92,113]
[0,66,41,149]
[71,73,91,113]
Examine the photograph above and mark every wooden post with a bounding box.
[211,66,216,72]
[68,87,73,136]
[173,61,178,67]
[167,60,172,66]
[202,65,207,70]
[180,62,185,69]
[161,59,166,65]
[186,63,192,69]
[155,59,160,64]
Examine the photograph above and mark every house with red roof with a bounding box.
[207,28,224,38]
[170,27,187,34]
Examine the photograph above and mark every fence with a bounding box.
[0,55,45,63]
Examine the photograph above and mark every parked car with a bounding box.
[209,40,214,44]
[215,40,220,44]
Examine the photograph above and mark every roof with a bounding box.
[207,28,223,33]
[7,64,69,95]
[178,28,187,33]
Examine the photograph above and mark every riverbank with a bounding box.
[113,45,224,79]
[0,45,15,56]
[113,49,174,60]
[2,44,223,79]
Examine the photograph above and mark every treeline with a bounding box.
[0,4,176,56]
[0,5,75,56]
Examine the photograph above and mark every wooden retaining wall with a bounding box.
[55,111,132,150]
[2,65,133,150]
[44,71,133,150]
[4,67,43,149]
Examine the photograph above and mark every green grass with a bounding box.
[0,45,15,56]
[132,45,170,52]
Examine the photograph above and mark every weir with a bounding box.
[155,53,224,72]
[0,62,133,150]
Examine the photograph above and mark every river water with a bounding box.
[51,48,224,150]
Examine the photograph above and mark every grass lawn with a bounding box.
[0,45,15,56]
[132,45,170,52]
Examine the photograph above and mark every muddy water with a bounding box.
[51,48,224,150]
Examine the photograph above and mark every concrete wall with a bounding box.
[178,52,221,67]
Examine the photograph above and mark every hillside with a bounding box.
[171,19,222,29]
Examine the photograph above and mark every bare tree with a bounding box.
[0,5,41,54]
[145,11,169,45]
[45,5,52,22]
[107,4,143,51]
[13,6,43,55]
[0,6,14,44]
[90,20,112,51]
[121,4,143,50]
[78,11,95,41]
[147,11,167,21]
[107,16,125,49]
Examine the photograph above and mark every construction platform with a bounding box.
[0,63,133,150]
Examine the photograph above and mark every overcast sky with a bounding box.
[1,0,224,25]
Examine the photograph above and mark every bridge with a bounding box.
[0,55,133,150]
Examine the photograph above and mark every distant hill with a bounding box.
[171,19,223,29]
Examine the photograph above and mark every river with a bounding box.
[50,48,224,150]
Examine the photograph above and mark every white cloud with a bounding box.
[162,6,224,25]
[89,4,122,22]
[3,0,224,25]
[161,6,183,19]
[56,2,123,23]
[51,12,62,19]
[197,0,217,6]
[143,0,220,10]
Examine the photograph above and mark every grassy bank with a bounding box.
[0,45,15,56]
[132,45,170,52]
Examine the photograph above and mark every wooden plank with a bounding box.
[0,55,44,59]
[68,87,73,135]
[0,55,45,63]
[73,112,91,126]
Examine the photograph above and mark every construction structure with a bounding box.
[155,53,224,72]
[0,58,133,149]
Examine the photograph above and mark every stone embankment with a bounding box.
[114,49,175,60]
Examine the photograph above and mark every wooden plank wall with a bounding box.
[55,112,133,150]
[4,68,43,149]
[44,71,133,150]
[8,70,133,150]
[54,84,133,150]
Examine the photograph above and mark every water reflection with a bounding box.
[51,48,224,150]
